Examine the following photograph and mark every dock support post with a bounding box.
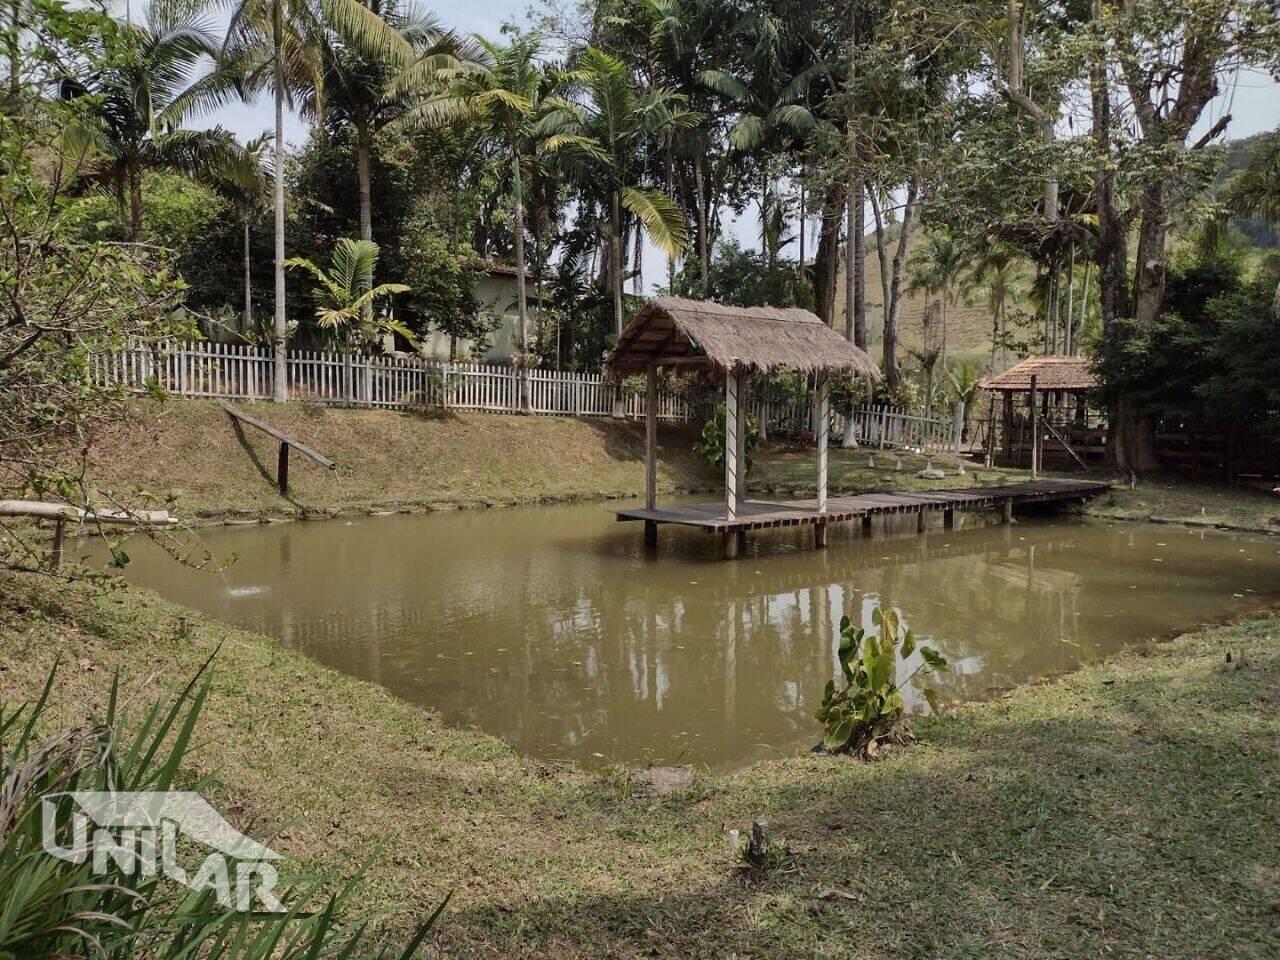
[1029,374,1040,480]
[815,373,829,513]
[917,509,927,533]
[724,370,739,521]
[277,441,290,494]
[722,529,740,560]
[814,520,828,549]
[49,517,65,570]
[862,515,873,537]
[1002,497,1013,524]
[944,508,955,530]
[644,519,658,548]
[645,362,658,511]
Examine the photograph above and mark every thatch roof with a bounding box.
[979,356,1097,392]
[606,297,881,378]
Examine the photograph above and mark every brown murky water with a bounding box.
[95,503,1280,770]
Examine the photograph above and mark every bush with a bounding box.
[815,606,948,758]
[693,403,759,472]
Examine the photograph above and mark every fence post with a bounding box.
[953,400,966,474]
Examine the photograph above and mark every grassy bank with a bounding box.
[86,399,1278,535]
[3,569,1277,959]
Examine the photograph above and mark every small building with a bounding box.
[979,356,1103,470]
[418,262,535,363]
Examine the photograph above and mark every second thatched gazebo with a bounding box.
[607,297,879,556]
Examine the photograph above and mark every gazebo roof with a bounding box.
[979,355,1097,392]
[606,297,881,378]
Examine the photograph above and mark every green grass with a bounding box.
[2,569,1276,959]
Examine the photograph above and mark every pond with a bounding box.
[96,502,1280,770]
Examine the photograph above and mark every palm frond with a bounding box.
[621,185,688,255]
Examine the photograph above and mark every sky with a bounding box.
[130,0,1280,288]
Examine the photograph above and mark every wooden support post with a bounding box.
[1002,392,1015,463]
[277,440,290,494]
[724,370,739,520]
[645,362,658,511]
[644,519,658,548]
[944,508,955,530]
[814,520,828,549]
[722,529,739,560]
[985,394,996,469]
[917,509,927,533]
[735,370,748,510]
[862,514,873,537]
[1002,497,1013,524]
[49,518,65,570]
[816,373,829,513]
[1029,374,1040,480]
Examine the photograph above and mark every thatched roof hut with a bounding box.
[607,297,880,378]
[979,356,1096,393]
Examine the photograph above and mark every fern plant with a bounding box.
[816,606,947,758]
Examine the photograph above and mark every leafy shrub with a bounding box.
[693,403,759,472]
[816,606,948,758]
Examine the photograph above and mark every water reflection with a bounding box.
[96,503,1280,769]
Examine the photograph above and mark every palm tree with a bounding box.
[907,231,969,369]
[699,14,823,270]
[539,46,694,340]
[970,240,1020,369]
[285,237,410,347]
[402,34,546,411]
[1222,128,1280,317]
[222,0,408,400]
[203,132,273,337]
[310,0,473,242]
[60,1,240,242]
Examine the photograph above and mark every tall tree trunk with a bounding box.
[356,123,372,242]
[512,148,530,413]
[128,166,143,243]
[1005,0,1057,222]
[868,183,891,337]
[852,180,866,350]
[760,165,770,271]
[610,187,625,417]
[883,176,920,391]
[798,177,806,279]
[243,219,253,335]
[610,189,624,336]
[694,153,709,295]
[1131,180,1170,327]
[272,14,287,403]
[7,0,19,104]
[813,179,844,326]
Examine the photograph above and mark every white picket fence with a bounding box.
[90,341,707,420]
[836,404,959,454]
[91,341,955,452]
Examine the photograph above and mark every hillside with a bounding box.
[834,232,1006,367]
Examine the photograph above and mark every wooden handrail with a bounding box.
[0,500,178,570]
[218,400,336,470]
[0,500,176,525]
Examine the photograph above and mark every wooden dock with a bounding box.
[616,478,1112,558]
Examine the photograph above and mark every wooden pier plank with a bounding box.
[615,478,1111,534]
